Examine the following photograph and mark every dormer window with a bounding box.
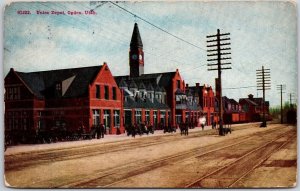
[56,83,61,91]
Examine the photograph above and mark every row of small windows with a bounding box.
[96,85,117,100]
[5,111,29,130]
[130,90,166,104]
[92,109,120,128]
[5,87,21,100]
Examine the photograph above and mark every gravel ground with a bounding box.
[5,122,259,155]
[5,122,295,189]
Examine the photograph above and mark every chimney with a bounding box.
[248,94,254,100]
[186,83,189,88]
[196,83,199,88]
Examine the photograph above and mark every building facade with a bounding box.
[187,83,216,126]
[239,94,270,122]
[4,63,124,143]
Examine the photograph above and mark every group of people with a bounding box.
[79,123,105,139]
[95,124,105,139]
[125,122,154,138]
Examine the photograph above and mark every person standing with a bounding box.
[100,123,105,138]
[96,124,101,139]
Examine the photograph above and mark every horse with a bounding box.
[180,123,188,136]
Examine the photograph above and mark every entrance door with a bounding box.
[103,110,111,134]
[124,110,132,126]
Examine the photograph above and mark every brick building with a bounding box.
[239,94,270,122]
[186,83,216,126]
[222,96,242,123]
[4,63,124,143]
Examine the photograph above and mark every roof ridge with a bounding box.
[15,65,102,74]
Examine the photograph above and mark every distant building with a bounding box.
[4,63,124,143]
[186,83,216,126]
[239,94,270,122]
[222,96,243,123]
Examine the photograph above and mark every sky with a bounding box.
[2,1,298,107]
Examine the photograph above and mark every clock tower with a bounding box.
[129,23,144,77]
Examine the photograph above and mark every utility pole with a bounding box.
[256,66,271,127]
[207,29,231,136]
[289,93,295,108]
[276,84,286,124]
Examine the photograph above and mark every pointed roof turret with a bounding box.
[119,78,128,88]
[138,82,146,90]
[154,85,162,92]
[146,83,154,91]
[129,80,138,89]
[130,23,143,49]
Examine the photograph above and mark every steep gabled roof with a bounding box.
[229,98,239,105]
[188,86,202,96]
[175,88,185,95]
[15,72,45,98]
[138,82,146,90]
[129,80,138,89]
[154,84,162,92]
[239,98,258,106]
[114,71,176,89]
[118,78,128,88]
[15,66,102,98]
[146,83,154,91]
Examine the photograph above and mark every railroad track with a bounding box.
[4,123,265,171]
[185,128,296,188]
[52,125,291,188]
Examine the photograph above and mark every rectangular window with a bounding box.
[104,110,111,129]
[13,87,17,99]
[153,111,158,127]
[177,80,180,89]
[207,97,210,107]
[56,83,61,91]
[92,109,100,126]
[145,110,150,123]
[23,118,27,130]
[113,110,120,127]
[135,110,142,124]
[175,114,182,124]
[8,119,12,130]
[112,87,117,100]
[104,85,109,100]
[160,111,166,125]
[96,85,100,99]
[9,88,13,100]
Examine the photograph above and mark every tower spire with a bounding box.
[129,23,144,77]
[130,23,143,49]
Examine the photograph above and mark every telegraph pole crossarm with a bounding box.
[207,29,232,136]
[277,84,286,124]
[256,66,271,127]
